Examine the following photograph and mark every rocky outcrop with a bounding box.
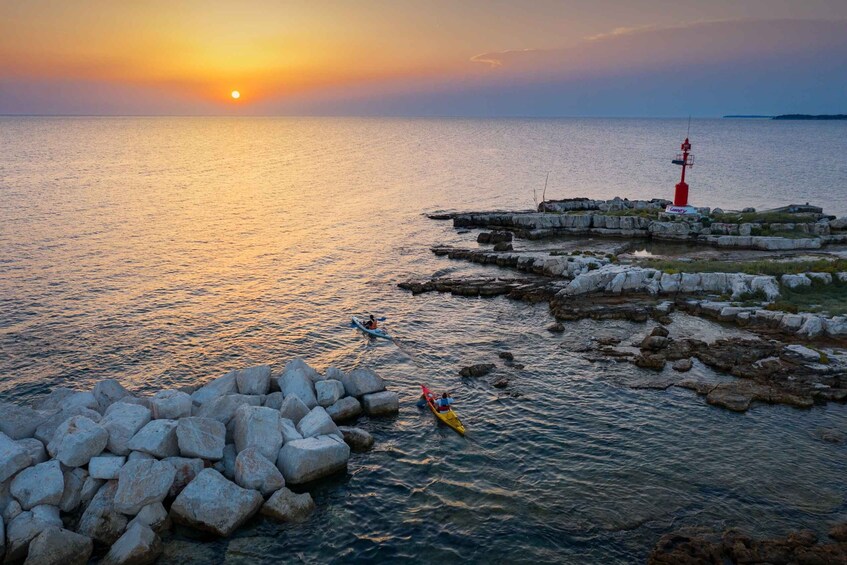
[338,427,375,452]
[260,488,315,523]
[459,364,495,377]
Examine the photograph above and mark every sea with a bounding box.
[1,117,846,563]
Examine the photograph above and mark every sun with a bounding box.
[231,90,240,100]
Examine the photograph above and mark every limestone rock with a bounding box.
[32,388,76,411]
[162,457,204,498]
[79,476,104,509]
[263,392,284,410]
[325,397,362,423]
[640,335,669,351]
[633,353,666,371]
[233,405,282,461]
[11,460,64,510]
[325,367,346,381]
[101,403,152,456]
[127,451,154,462]
[149,390,191,420]
[234,447,285,496]
[296,406,341,439]
[219,444,237,480]
[546,322,565,333]
[234,365,272,395]
[127,419,179,459]
[338,427,374,452]
[315,379,345,407]
[280,358,321,384]
[59,467,89,513]
[34,406,102,445]
[18,438,47,465]
[26,526,93,565]
[169,468,263,537]
[46,415,108,468]
[279,418,303,443]
[89,454,127,480]
[0,432,32,482]
[176,417,226,460]
[459,364,495,378]
[101,522,162,565]
[190,372,238,407]
[362,391,400,416]
[260,488,315,523]
[782,344,823,364]
[672,358,693,372]
[93,380,132,413]
[127,502,170,535]
[0,401,55,440]
[113,460,176,515]
[340,368,386,397]
[194,394,262,426]
[6,505,63,562]
[279,395,310,424]
[276,435,350,485]
[276,363,318,408]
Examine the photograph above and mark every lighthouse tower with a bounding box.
[665,136,698,215]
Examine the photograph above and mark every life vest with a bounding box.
[437,398,450,412]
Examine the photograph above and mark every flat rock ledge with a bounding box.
[649,524,847,564]
[0,359,396,562]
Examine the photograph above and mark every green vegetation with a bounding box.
[765,282,847,317]
[711,211,818,224]
[636,258,847,277]
[604,208,661,219]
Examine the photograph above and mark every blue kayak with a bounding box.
[352,316,391,339]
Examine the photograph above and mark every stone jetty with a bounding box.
[0,359,398,563]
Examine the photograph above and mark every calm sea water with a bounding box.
[1,117,846,563]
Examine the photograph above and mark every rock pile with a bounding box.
[0,359,397,563]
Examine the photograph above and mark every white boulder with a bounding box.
[149,390,192,420]
[296,406,341,438]
[263,392,284,410]
[276,434,350,484]
[0,432,32,482]
[279,418,303,443]
[77,481,128,544]
[46,415,108,467]
[34,406,102,445]
[93,380,132,413]
[325,397,362,423]
[315,379,345,407]
[190,372,238,407]
[89,454,127,480]
[101,403,152,456]
[176,417,226,460]
[0,401,55,440]
[276,365,318,408]
[234,365,272,395]
[162,457,204,497]
[362,391,400,416]
[260,488,315,523]
[169,468,264,537]
[4,505,63,562]
[127,419,179,458]
[18,438,47,464]
[11,460,64,510]
[59,467,89,513]
[113,459,176,515]
[127,502,170,534]
[279,395,310,424]
[101,522,162,565]
[194,394,262,425]
[233,405,283,461]
[234,447,285,496]
[340,368,386,397]
[781,273,811,289]
[26,526,93,565]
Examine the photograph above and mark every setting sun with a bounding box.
[231,90,240,100]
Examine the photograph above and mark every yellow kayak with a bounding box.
[421,385,465,435]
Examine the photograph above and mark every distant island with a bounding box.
[724,114,846,120]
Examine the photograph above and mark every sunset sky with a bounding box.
[2,0,846,116]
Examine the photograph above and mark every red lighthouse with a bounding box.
[666,136,697,215]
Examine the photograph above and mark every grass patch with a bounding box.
[765,282,847,316]
[604,208,661,219]
[637,258,847,277]
[711,211,818,224]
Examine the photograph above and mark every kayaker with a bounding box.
[435,392,453,412]
[364,315,377,330]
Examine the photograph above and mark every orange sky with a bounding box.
[2,1,846,114]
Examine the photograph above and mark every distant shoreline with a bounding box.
[724,114,847,120]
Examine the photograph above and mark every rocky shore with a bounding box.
[0,359,398,564]
[649,523,847,564]
[412,197,847,414]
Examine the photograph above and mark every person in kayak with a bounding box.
[363,314,378,330]
[435,392,453,412]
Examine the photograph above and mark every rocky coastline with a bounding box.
[410,197,847,414]
[0,359,398,564]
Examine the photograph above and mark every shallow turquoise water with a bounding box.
[1,117,845,563]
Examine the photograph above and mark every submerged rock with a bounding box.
[338,427,374,452]
[672,358,693,372]
[459,364,495,377]
[170,468,263,537]
[546,322,565,333]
